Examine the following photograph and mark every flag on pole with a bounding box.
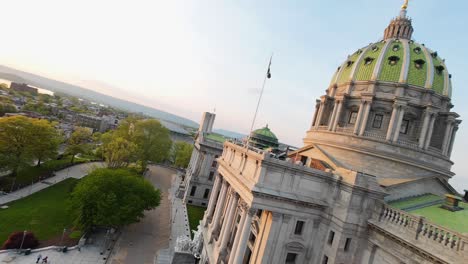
[266,58,272,79]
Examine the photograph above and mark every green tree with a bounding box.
[29,119,62,166]
[132,119,172,169]
[104,136,137,168]
[70,168,160,231]
[172,141,193,168]
[102,118,172,170]
[65,127,92,163]
[0,116,34,176]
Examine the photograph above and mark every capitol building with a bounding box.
[180,2,466,264]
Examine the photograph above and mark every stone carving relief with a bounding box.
[354,86,369,92]
[405,90,421,98]
[376,86,394,94]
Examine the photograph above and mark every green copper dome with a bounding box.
[249,125,279,150]
[330,8,452,98]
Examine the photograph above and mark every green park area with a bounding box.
[0,155,94,193]
[186,205,205,238]
[0,178,79,245]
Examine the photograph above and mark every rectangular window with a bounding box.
[208,171,214,181]
[344,238,351,251]
[294,220,305,235]
[348,111,358,124]
[203,188,210,199]
[190,186,197,196]
[322,255,329,264]
[285,253,297,264]
[400,119,409,134]
[328,231,335,245]
[372,114,384,128]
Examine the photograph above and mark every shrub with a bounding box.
[1,231,39,249]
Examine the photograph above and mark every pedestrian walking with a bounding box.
[36,254,42,263]
[41,256,48,263]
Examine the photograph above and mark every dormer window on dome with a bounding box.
[414,59,425,69]
[356,49,363,55]
[372,46,379,52]
[414,47,422,54]
[388,56,400,66]
[346,61,354,67]
[364,57,374,65]
[435,65,445,75]
[431,52,438,58]
[336,66,341,72]
[393,45,400,51]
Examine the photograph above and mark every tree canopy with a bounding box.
[101,118,172,170]
[70,168,160,230]
[0,116,61,175]
[65,127,92,163]
[172,141,193,168]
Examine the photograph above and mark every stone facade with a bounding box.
[182,112,223,207]
[195,4,466,264]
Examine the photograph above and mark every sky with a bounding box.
[0,0,467,190]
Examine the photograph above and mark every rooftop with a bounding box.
[205,133,226,143]
[389,194,468,233]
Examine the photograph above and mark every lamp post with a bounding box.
[59,228,66,247]
[19,230,27,252]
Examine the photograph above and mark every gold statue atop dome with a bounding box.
[402,0,409,10]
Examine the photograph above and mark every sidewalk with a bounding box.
[0,162,105,205]
[155,171,191,264]
[0,230,111,264]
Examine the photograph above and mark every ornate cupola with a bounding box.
[383,1,413,40]
[305,0,462,182]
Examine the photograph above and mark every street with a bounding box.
[109,165,176,264]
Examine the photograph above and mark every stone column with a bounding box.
[228,202,248,264]
[311,100,321,129]
[232,207,256,264]
[204,174,222,226]
[448,123,459,156]
[315,96,328,129]
[353,101,365,135]
[358,102,371,136]
[424,114,437,150]
[392,105,405,142]
[386,104,399,141]
[331,100,344,132]
[261,212,282,263]
[442,118,455,155]
[327,100,338,131]
[218,192,239,261]
[209,180,228,241]
[418,110,431,148]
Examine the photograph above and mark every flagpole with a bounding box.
[246,53,273,149]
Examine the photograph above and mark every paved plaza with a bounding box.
[109,165,188,264]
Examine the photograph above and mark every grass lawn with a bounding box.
[186,205,206,238]
[0,178,79,245]
[0,155,93,192]
[411,202,468,233]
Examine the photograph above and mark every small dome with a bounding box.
[249,125,279,150]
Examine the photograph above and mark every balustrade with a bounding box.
[375,203,467,253]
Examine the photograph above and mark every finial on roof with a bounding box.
[266,124,269,128]
[401,0,409,10]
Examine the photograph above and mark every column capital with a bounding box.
[271,211,282,221]
[360,93,374,102]
[239,201,249,211]
[334,94,348,102]
[247,208,257,217]
[319,95,330,103]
